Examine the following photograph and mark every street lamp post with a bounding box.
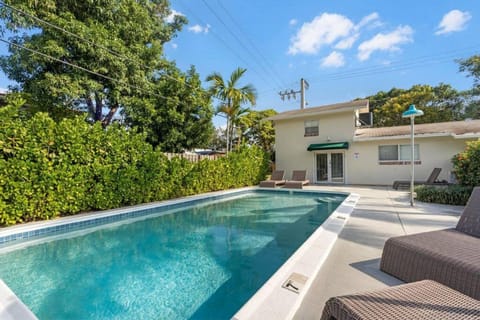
[402,104,424,206]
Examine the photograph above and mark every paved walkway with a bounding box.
[292,185,463,320]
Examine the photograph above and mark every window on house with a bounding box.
[304,120,319,137]
[379,144,419,162]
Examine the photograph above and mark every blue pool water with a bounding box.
[0,191,345,320]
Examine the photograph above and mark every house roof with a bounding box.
[354,119,480,141]
[267,99,369,121]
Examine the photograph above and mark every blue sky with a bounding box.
[163,0,480,126]
[0,1,478,128]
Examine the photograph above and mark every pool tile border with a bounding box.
[0,186,354,320]
[232,190,360,320]
[0,187,258,246]
[0,187,340,247]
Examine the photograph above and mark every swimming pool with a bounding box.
[0,189,348,319]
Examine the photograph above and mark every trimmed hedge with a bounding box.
[452,140,480,187]
[0,107,269,226]
[415,185,473,205]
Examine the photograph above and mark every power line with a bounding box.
[216,0,287,88]
[0,38,170,101]
[310,45,480,82]
[258,47,479,96]
[0,0,194,88]
[202,0,285,89]
[176,0,274,87]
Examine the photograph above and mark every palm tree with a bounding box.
[206,67,257,152]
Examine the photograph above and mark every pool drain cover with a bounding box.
[282,272,308,294]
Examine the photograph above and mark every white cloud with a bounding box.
[335,35,358,50]
[289,19,298,26]
[165,9,184,23]
[321,51,345,68]
[188,24,211,34]
[357,25,413,61]
[288,13,354,55]
[333,12,381,50]
[435,10,471,35]
[171,43,178,49]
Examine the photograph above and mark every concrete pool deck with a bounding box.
[291,185,464,320]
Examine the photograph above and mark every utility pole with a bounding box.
[279,78,309,109]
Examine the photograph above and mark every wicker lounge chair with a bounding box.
[392,167,444,190]
[380,187,480,299]
[259,170,286,188]
[320,280,480,320]
[283,170,310,189]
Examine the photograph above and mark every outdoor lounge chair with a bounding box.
[283,170,310,189]
[392,167,445,190]
[380,187,480,300]
[259,170,285,187]
[320,280,480,320]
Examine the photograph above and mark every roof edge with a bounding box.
[267,99,369,121]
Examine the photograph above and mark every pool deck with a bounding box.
[291,185,463,320]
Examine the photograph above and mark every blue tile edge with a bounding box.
[0,187,348,247]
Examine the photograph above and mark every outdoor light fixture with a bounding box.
[402,104,424,206]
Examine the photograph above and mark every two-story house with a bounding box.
[268,99,480,185]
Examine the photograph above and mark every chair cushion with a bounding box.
[456,187,480,238]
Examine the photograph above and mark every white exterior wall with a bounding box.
[274,111,474,185]
[348,137,470,185]
[275,111,355,182]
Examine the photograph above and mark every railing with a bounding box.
[163,153,224,162]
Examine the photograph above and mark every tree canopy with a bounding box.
[367,83,465,127]
[237,109,277,153]
[0,0,186,125]
[458,55,480,119]
[0,0,215,152]
[124,66,214,152]
[206,67,257,152]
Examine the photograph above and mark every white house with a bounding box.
[268,100,480,185]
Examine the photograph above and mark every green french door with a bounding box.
[316,152,345,183]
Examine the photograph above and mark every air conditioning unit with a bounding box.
[357,112,373,127]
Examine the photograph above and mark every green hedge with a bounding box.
[415,185,473,205]
[452,140,480,187]
[0,108,269,226]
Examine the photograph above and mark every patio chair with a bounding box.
[380,187,480,299]
[259,170,286,188]
[283,170,310,189]
[320,280,480,320]
[392,167,444,190]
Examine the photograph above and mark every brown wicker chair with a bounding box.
[392,167,444,190]
[259,170,285,188]
[380,187,480,299]
[321,280,480,320]
[283,170,310,189]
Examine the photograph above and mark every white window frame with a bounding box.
[378,144,420,163]
[304,120,319,137]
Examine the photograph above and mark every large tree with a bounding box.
[124,66,214,152]
[458,55,480,118]
[206,67,257,152]
[237,109,277,153]
[368,84,463,127]
[0,0,186,125]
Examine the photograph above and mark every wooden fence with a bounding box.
[163,153,224,162]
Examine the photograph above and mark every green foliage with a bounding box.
[415,185,473,205]
[370,84,463,127]
[458,56,480,118]
[0,0,186,124]
[452,140,480,187]
[458,55,480,88]
[124,66,214,152]
[0,109,268,226]
[206,67,257,152]
[237,109,277,153]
